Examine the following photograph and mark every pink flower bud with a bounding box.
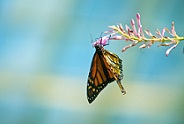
[162,28,166,36]
[131,19,137,36]
[139,44,147,49]
[166,44,177,57]
[171,22,176,36]
[92,34,111,47]
[136,13,141,21]
[111,35,123,40]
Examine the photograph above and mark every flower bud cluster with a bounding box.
[105,13,184,56]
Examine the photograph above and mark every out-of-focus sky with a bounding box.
[0,0,184,124]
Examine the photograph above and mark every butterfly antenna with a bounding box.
[90,34,94,44]
[99,32,103,37]
[95,32,103,41]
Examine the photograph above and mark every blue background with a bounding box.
[0,0,184,124]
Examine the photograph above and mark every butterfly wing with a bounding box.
[102,49,123,80]
[102,49,126,94]
[87,46,115,103]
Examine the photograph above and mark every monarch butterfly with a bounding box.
[87,35,126,103]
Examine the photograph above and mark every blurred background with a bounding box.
[0,0,184,124]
